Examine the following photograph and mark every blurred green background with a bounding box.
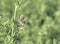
[0,0,60,44]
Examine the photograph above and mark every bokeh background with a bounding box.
[0,0,60,44]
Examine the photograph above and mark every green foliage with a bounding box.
[0,0,60,44]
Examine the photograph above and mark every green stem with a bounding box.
[14,3,18,20]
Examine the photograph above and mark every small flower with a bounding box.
[18,15,25,25]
